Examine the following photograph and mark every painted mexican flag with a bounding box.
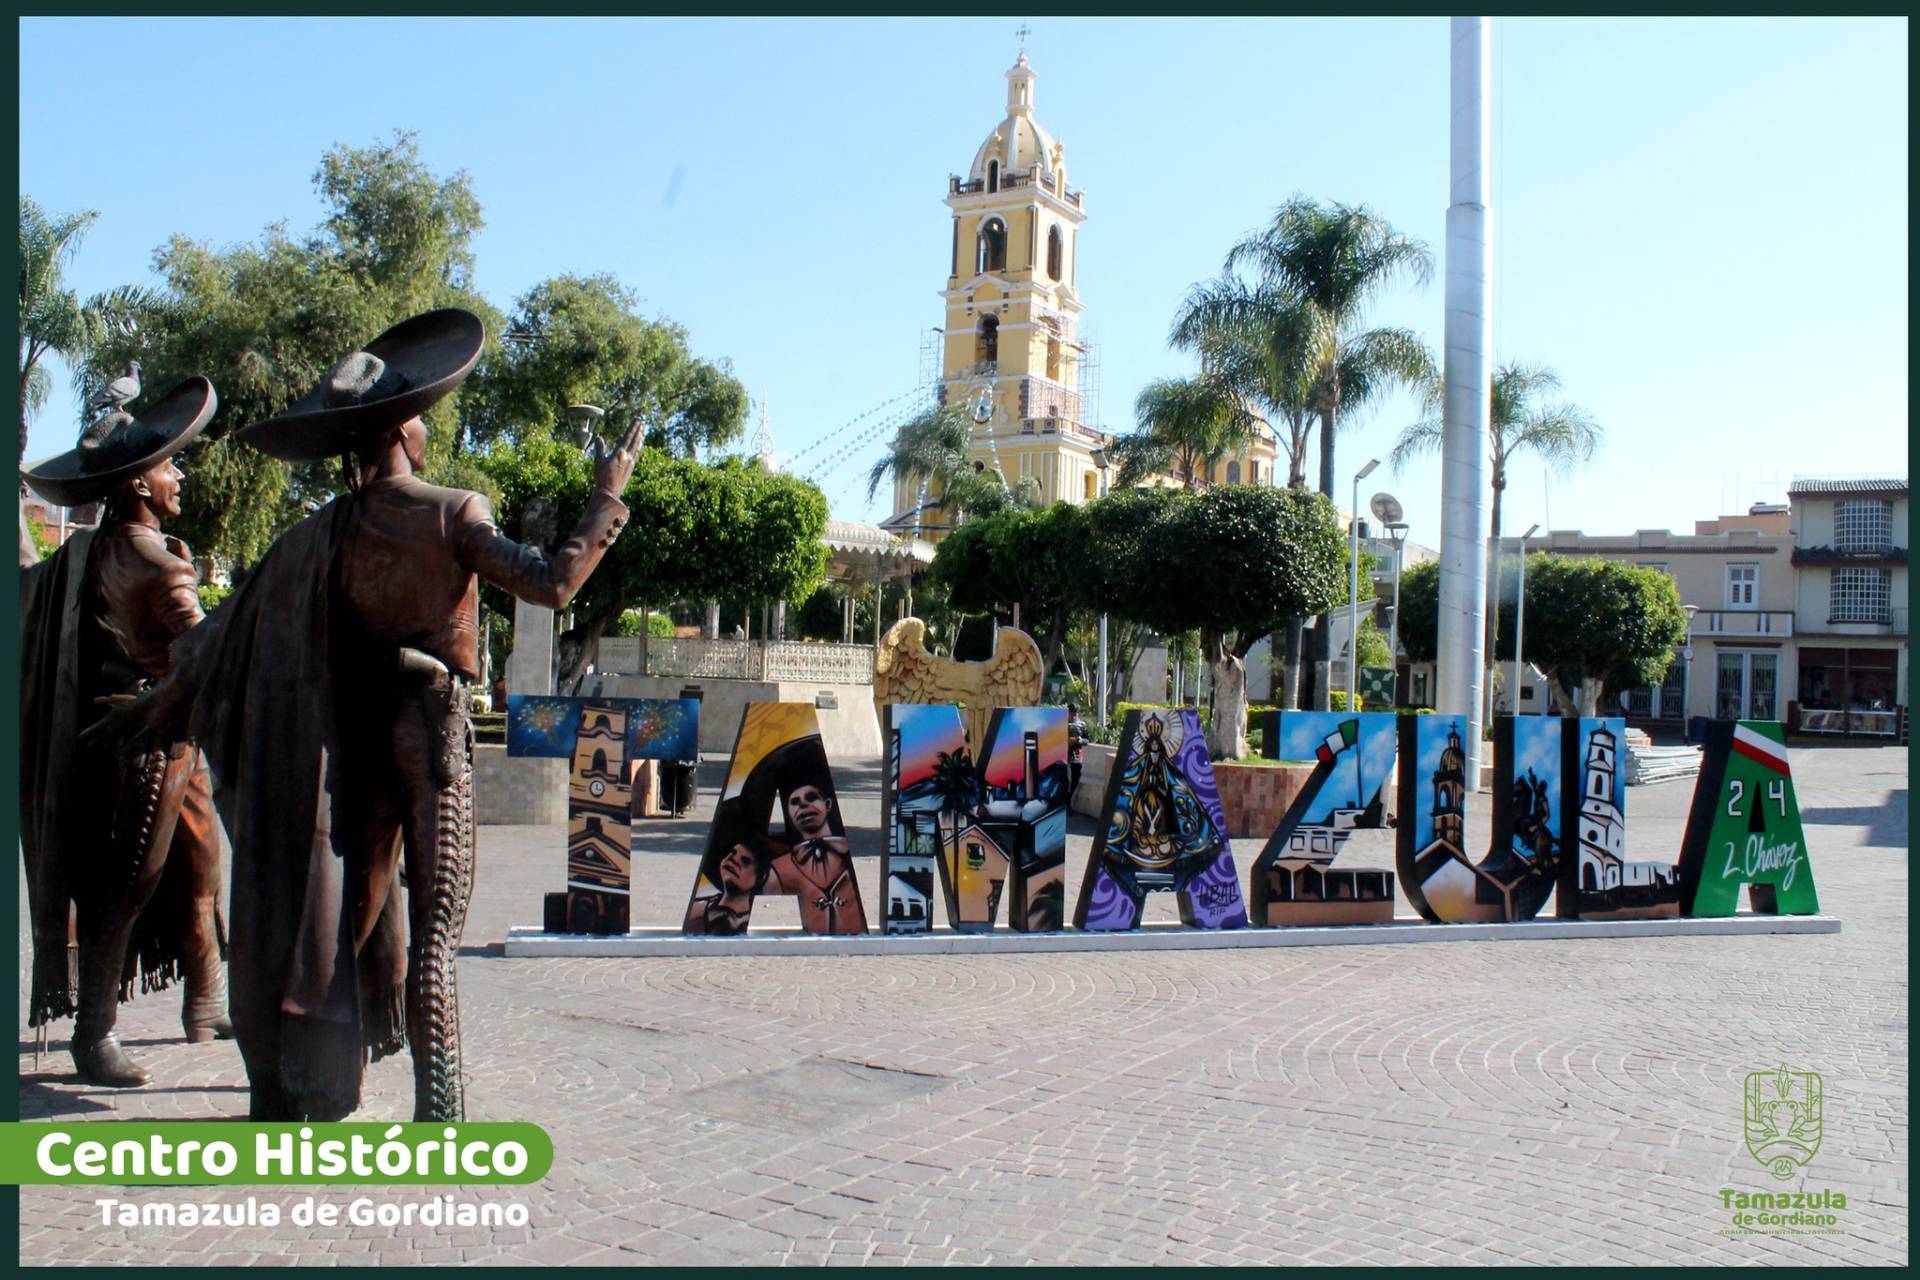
[1317,720,1360,764]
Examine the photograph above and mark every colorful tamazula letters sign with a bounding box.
[532,702,1823,935]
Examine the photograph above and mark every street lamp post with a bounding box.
[1092,448,1111,726]
[1511,522,1540,714]
[1370,493,1409,709]
[1347,458,1380,709]
[1682,604,1699,733]
[1385,521,1409,703]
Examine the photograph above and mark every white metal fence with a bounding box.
[597,636,875,685]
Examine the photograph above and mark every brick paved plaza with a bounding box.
[16,744,1908,1265]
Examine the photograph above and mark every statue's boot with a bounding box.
[180,895,233,1043]
[70,939,149,1088]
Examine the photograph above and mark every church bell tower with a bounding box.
[888,53,1107,537]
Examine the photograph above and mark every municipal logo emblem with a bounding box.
[1745,1065,1822,1179]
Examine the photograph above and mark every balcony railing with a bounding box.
[1697,609,1794,637]
[597,637,876,685]
[949,172,1084,207]
[1792,544,1908,565]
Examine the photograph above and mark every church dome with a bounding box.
[967,55,1063,188]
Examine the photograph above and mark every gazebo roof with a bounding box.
[822,519,935,584]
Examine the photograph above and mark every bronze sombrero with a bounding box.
[21,376,218,509]
[235,308,485,463]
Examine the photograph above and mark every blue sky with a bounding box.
[1507,715,1562,826]
[19,17,1908,549]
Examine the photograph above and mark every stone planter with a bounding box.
[474,744,568,825]
[1211,761,1315,840]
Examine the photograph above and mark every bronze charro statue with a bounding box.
[21,376,234,1087]
[103,308,640,1121]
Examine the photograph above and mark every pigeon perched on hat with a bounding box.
[85,360,142,422]
[235,309,485,463]
[21,376,217,509]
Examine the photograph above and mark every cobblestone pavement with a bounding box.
[17,744,1908,1265]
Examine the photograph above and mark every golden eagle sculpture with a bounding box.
[873,618,1044,755]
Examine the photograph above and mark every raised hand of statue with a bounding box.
[594,415,646,499]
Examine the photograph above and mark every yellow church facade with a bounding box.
[885,54,1279,541]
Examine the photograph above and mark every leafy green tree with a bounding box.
[1389,360,1602,543]
[1397,554,1686,715]
[611,609,676,639]
[462,273,746,456]
[925,502,1089,671]
[1169,280,1325,709]
[1355,614,1393,670]
[480,440,828,680]
[1086,485,1349,759]
[79,131,501,566]
[865,402,1035,530]
[1107,374,1257,490]
[1396,561,1442,666]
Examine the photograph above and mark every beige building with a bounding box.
[1534,507,1796,725]
[1516,478,1908,739]
[1784,478,1908,737]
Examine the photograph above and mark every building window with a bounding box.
[975,315,998,367]
[1830,568,1892,623]
[986,160,1000,194]
[1715,651,1778,721]
[1834,499,1893,552]
[1227,461,1241,485]
[1620,647,1687,720]
[1799,645,1899,711]
[976,218,1007,274]
[1046,225,1063,280]
[1725,563,1757,608]
[1640,562,1669,576]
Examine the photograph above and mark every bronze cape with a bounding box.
[164,474,625,1119]
[20,529,208,1026]
[166,499,409,1118]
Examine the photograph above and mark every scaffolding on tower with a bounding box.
[1076,329,1102,435]
[917,327,944,395]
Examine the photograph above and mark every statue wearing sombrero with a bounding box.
[104,308,641,1121]
[20,376,234,1088]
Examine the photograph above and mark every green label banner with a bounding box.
[0,1122,553,1185]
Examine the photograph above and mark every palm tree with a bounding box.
[865,402,1033,530]
[18,196,169,465]
[1109,374,1257,491]
[1224,199,1434,702]
[1389,360,1602,542]
[1223,197,1434,499]
[1171,279,1319,489]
